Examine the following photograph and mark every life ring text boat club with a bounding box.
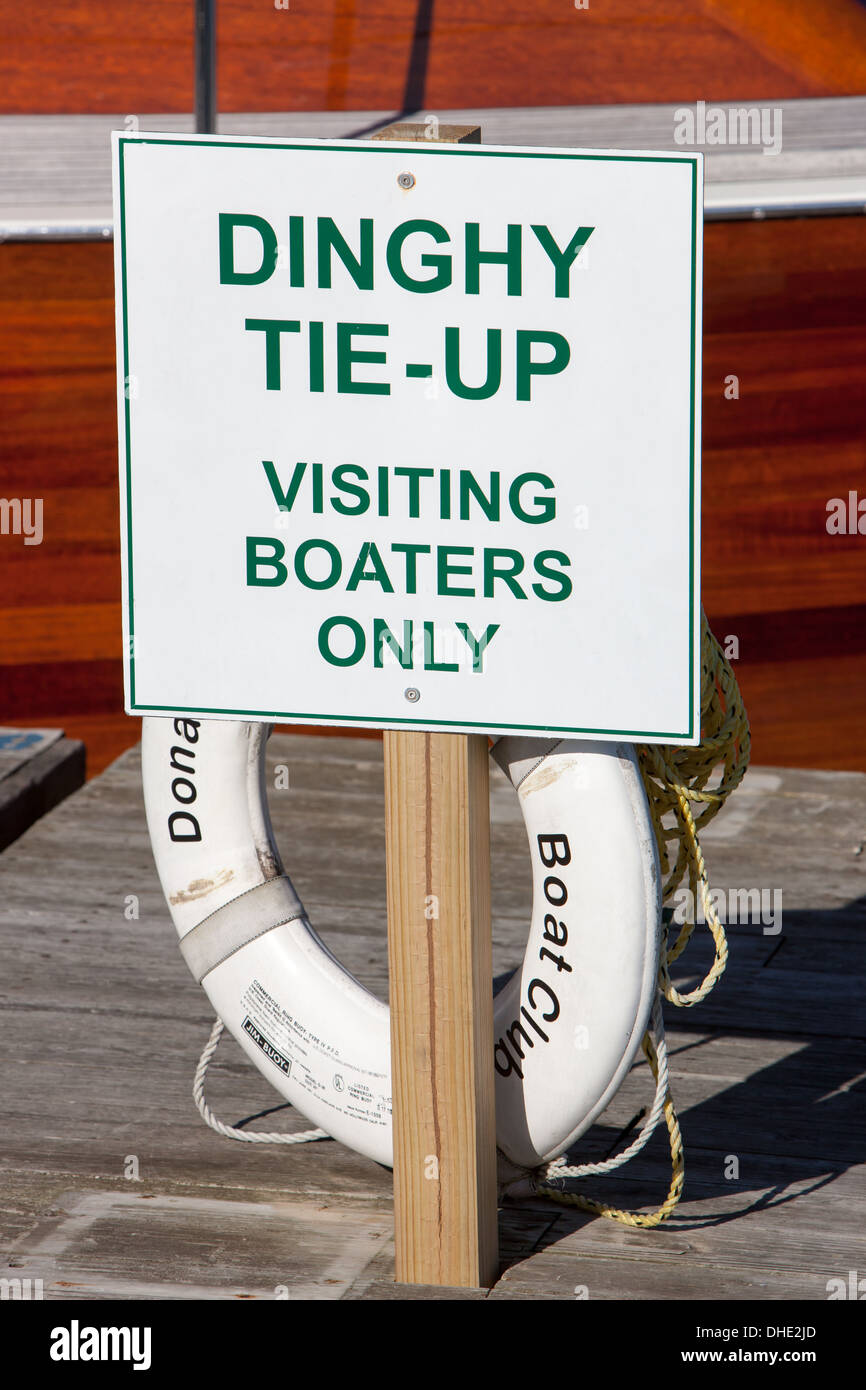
[112,132,743,1234]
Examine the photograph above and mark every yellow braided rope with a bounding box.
[538,611,750,1227]
[537,1027,686,1227]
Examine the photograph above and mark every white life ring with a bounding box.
[142,716,661,1170]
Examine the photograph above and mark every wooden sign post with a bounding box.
[384,728,498,1287]
[373,121,499,1290]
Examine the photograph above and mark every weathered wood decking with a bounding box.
[0,726,84,851]
[3,99,866,230]
[1,735,864,1299]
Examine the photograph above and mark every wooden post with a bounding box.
[371,122,481,145]
[384,730,498,1288]
[374,120,497,1289]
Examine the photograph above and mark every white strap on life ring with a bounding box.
[142,716,661,1170]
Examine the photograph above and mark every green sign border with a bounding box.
[117,135,700,741]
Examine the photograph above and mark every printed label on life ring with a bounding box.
[240,978,390,1127]
[242,1016,292,1076]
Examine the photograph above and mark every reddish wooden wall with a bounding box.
[2,0,866,115]
[1,220,864,776]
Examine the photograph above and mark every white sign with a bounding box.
[113,132,701,742]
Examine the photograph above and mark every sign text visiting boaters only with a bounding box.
[113,132,702,741]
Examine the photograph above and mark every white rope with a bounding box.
[193,1018,330,1145]
[197,991,668,1178]
[196,998,670,1162]
[536,995,669,1183]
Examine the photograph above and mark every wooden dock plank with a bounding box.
[4,101,866,228]
[0,730,85,850]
